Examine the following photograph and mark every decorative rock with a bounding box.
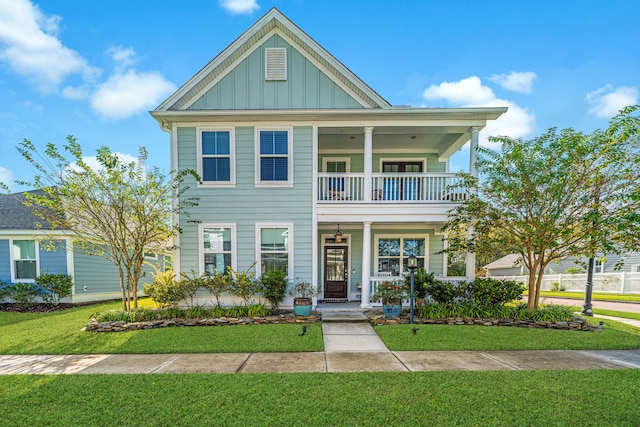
[85,311,322,332]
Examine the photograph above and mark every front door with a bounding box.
[324,246,348,299]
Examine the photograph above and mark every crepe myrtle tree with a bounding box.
[4,136,199,311]
[444,105,640,309]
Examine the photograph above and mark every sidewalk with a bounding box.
[1,309,639,375]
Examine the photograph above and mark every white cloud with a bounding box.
[586,85,639,118]
[219,0,260,14]
[0,166,14,191]
[91,69,176,120]
[0,0,98,92]
[107,46,137,70]
[488,71,537,94]
[423,76,536,146]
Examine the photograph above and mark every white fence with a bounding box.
[491,272,640,294]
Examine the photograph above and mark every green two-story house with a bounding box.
[151,8,506,308]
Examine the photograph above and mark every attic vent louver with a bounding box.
[265,47,287,81]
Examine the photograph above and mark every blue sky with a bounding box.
[1,0,638,190]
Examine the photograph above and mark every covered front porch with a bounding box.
[314,221,468,308]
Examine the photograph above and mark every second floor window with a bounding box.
[199,129,234,185]
[258,130,291,184]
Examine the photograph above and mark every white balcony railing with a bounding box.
[317,173,467,203]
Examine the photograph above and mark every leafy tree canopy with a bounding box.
[445,105,640,309]
[4,136,199,311]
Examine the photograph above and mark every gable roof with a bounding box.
[154,7,391,112]
[0,190,64,231]
[483,254,523,270]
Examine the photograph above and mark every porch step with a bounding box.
[320,310,369,323]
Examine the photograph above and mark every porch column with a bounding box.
[363,127,374,202]
[466,127,480,281]
[360,221,373,308]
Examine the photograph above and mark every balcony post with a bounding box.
[466,127,481,281]
[360,221,373,308]
[364,127,373,202]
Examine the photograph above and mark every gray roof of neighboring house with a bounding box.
[483,254,523,270]
[0,190,62,230]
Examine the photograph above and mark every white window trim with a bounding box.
[374,234,430,276]
[9,239,40,283]
[322,157,351,172]
[255,222,294,279]
[378,158,427,172]
[197,127,236,187]
[198,223,237,276]
[255,127,293,187]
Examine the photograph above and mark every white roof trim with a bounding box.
[155,8,391,112]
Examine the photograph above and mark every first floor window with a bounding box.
[13,240,38,280]
[258,225,291,275]
[377,236,426,276]
[202,227,233,275]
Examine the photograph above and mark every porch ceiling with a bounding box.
[318,126,469,156]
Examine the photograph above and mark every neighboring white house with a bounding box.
[484,253,640,277]
[151,8,506,307]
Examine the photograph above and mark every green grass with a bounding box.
[536,291,640,302]
[592,309,640,321]
[1,371,639,426]
[376,319,640,351]
[0,301,323,354]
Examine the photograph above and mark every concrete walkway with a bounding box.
[1,307,639,375]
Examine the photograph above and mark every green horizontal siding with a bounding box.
[178,126,313,281]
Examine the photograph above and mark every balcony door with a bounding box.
[382,161,423,200]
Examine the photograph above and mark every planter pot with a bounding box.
[382,302,402,318]
[293,297,313,316]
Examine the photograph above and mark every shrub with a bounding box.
[259,268,288,309]
[7,283,41,308]
[185,305,206,319]
[178,270,207,307]
[226,305,247,317]
[404,269,438,300]
[227,262,261,307]
[143,270,182,308]
[247,303,271,317]
[0,280,9,300]
[550,282,566,292]
[565,267,585,274]
[467,278,524,306]
[426,281,467,304]
[203,271,231,306]
[35,273,73,305]
[372,280,409,304]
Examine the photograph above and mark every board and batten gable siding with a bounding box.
[0,240,10,283]
[177,125,313,281]
[188,34,363,111]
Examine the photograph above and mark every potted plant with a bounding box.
[288,280,318,316]
[372,280,408,317]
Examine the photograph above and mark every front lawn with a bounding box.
[0,301,323,354]
[536,291,640,302]
[1,371,639,426]
[375,319,640,351]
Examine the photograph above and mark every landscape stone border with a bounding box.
[84,313,322,332]
[366,310,594,331]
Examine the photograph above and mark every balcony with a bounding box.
[317,172,467,203]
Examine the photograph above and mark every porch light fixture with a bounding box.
[334,224,343,243]
[408,254,418,324]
